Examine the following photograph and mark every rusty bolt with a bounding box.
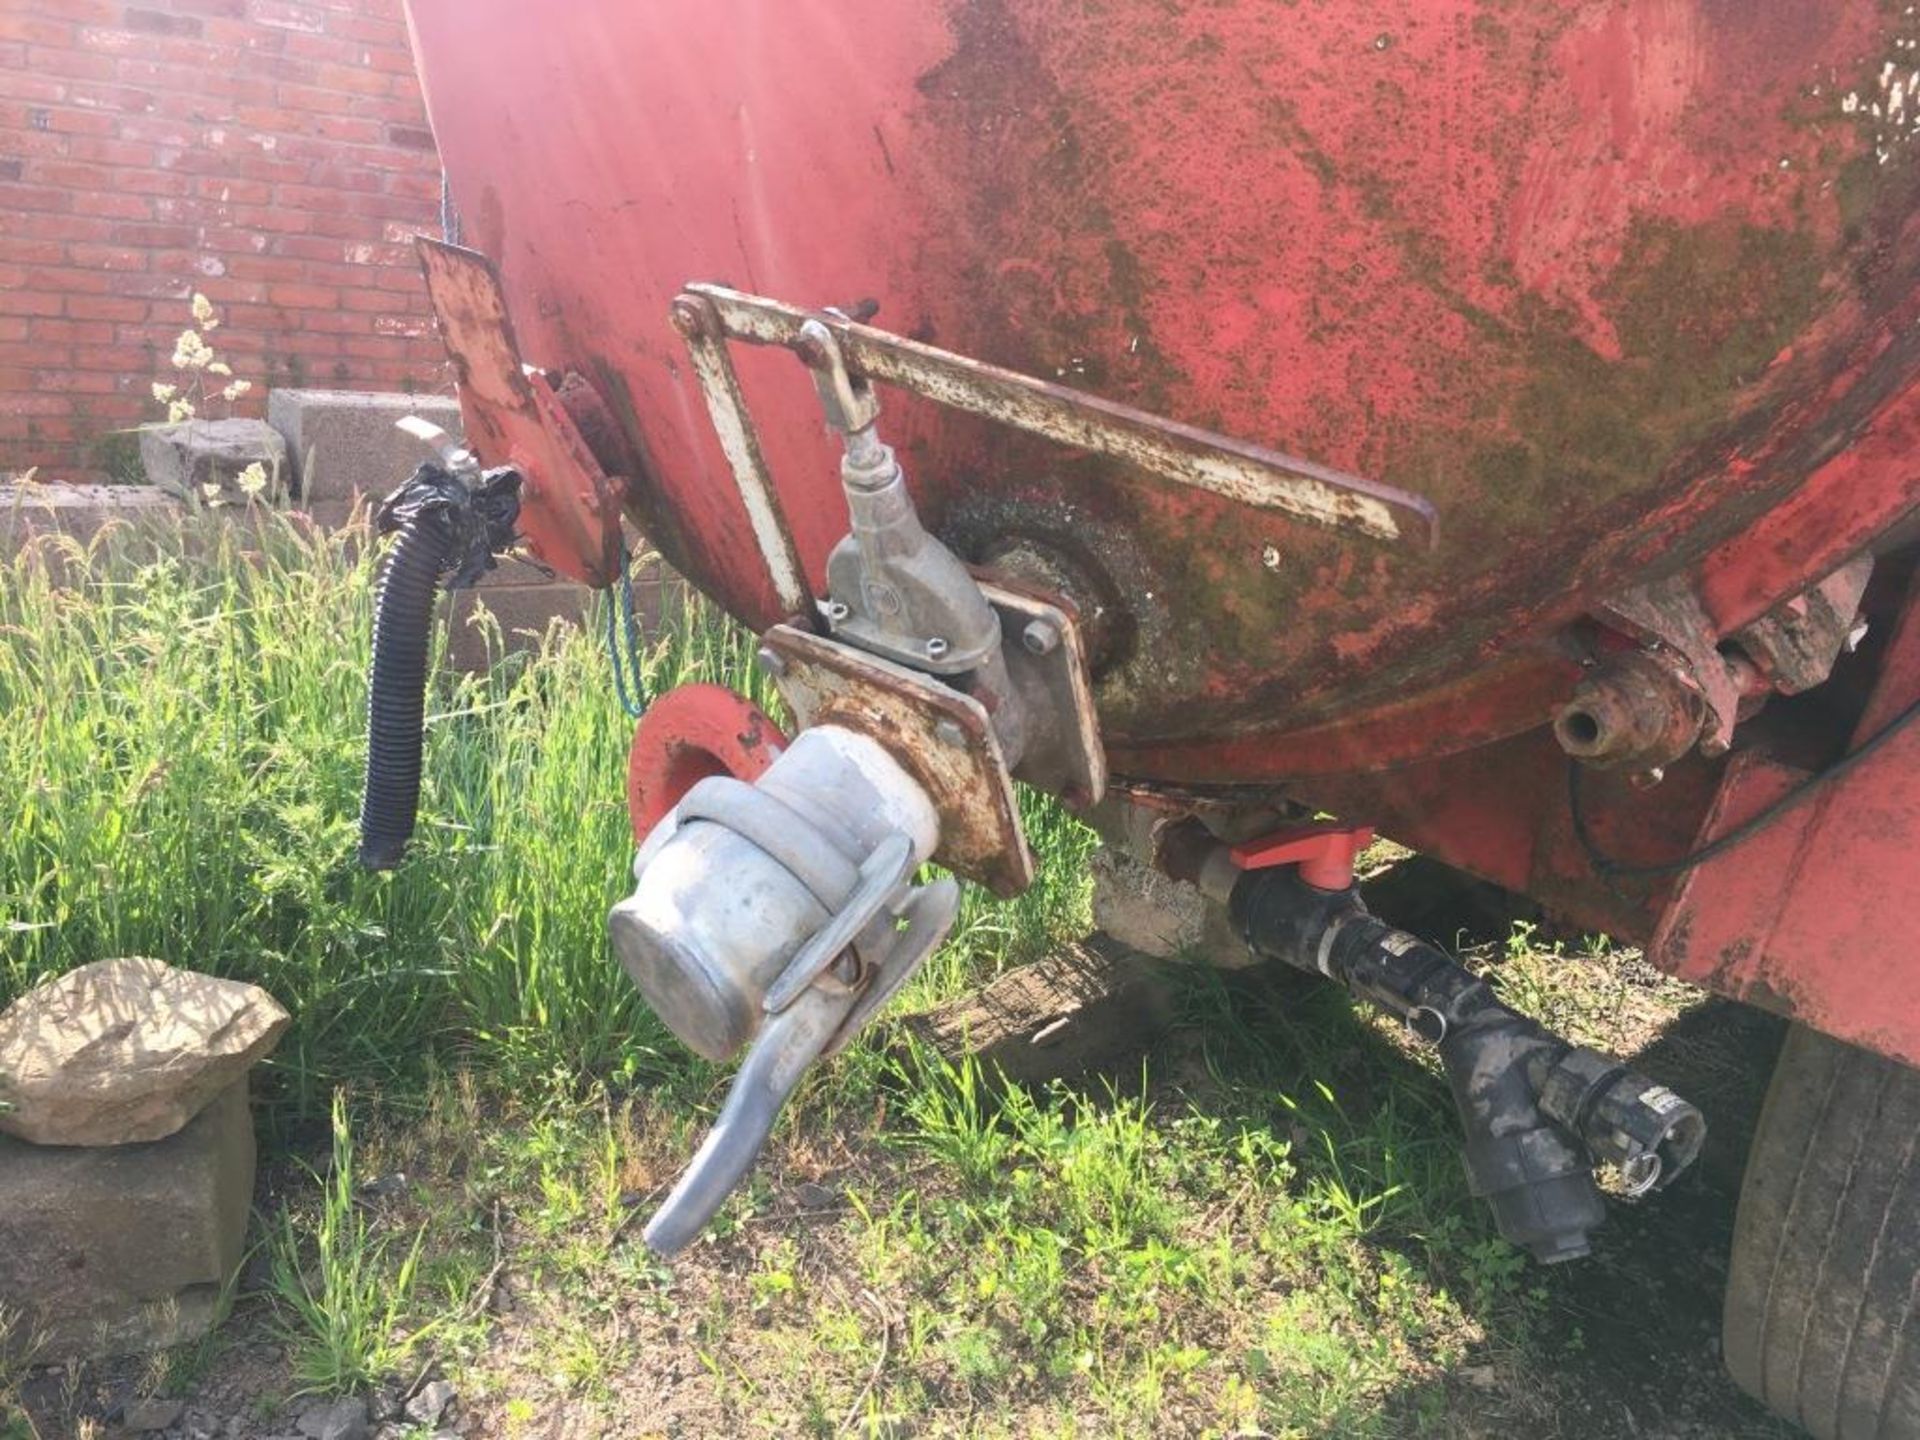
[933,719,966,749]
[925,637,950,661]
[825,599,851,624]
[1261,544,1282,571]
[756,646,788,679]
[669,298,712,341]
[1021,619,1060,656]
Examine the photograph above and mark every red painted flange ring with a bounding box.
[627,683,789,841]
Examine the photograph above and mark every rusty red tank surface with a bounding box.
[403,1,1920,1065]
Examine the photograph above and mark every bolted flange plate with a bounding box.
[761,624,1034,897]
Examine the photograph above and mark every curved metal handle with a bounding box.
[642,983,852,1258]
[642,868,960,1258]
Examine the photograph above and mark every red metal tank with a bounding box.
[402,1,1920,1063]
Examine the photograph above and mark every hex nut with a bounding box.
[1021,620,1060,656]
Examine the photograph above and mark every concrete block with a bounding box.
[0,483,177,556]
[1091,847,1252,968]
[268,388,461,506]
[0,1080,255,1362]
[138,419,290,504]
[446,579,593,671]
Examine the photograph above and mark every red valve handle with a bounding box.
[1228,821,1375,891]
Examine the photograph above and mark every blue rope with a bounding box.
[602,549,649,718]
[439,171,462,246]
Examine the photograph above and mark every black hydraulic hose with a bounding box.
[357,462,519,871]
[1228,864,1704,1262]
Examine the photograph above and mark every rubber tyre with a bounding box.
[1724,1024,1920,1439]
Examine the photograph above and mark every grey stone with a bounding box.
[121,1397,186,1432]
[0,1081,254,1361]
[297,1397,369,1440]
[403,1381,455,1427]
[1090,848,1251,968]
[267,388,461,507]
[367,1385,403,1423]
[138,419,290,505]
[793,1181,837,1210]
[0,957,289,1146]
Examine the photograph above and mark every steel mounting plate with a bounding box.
[763,624,1034,898]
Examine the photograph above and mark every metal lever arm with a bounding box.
[642,870,960,1256]
[642,982,855,1257]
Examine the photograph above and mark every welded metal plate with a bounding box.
[978,579,1106,807]
[416,238,625,587]
[762,624,1033,898]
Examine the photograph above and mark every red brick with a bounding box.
[121,9,206,38]
[66,242,150,269]
[26,265,116,295]
[0,17,74,46]
[29,317,116,345]
[2,74,72,105]
[266,282,338,309]
[63,135,155,165]
[283,32,365,65]
[108,221,199,247]
[46,368,125,395]
[23,43,117,79]
[74,25,143,52]
[66,294,149,322]
[325,12,402,47]
[193,174,271,204]
[248,0,324,33]
[72,190,155,219]
[0,289,65,318]
[46,107,117,135]
[301,113,382,145]
[6,239,69,266]
[1,183,76,212]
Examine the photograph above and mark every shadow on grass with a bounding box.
[1069,929,1797,1438]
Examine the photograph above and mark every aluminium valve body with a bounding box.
[609,723,959,1254]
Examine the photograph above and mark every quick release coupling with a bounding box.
[609,723,959,1256]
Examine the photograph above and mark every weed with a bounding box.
[266,1092,434,1394]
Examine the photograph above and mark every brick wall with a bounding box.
[0,0,450,480]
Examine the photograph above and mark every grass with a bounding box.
[265,1092,434,1396]
[0,510,1791,1438]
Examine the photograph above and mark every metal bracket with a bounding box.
[416,238,627,587]
[670,283,1439,614]
[979,578,1106,806]
[762,623,1034,897]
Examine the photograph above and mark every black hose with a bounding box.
[357,462,519,871]
[1228,865,1702,1262]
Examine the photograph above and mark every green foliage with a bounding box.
[267,1092,433,1394]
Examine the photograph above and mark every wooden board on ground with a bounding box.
[899,932,1178,1085]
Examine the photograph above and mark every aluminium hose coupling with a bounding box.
[609,724,959,1255]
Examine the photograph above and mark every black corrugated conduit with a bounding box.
[357,461,520,870]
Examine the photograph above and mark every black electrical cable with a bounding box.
[1568,691,1920,880]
